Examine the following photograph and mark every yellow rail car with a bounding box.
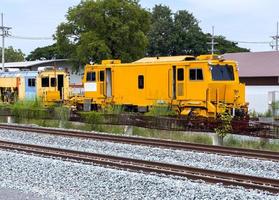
[0,68,69,104]
[79,54,247,118]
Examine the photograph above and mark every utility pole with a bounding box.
[271,22,279,51]
[207,26,218,55]
[0,13,11,72]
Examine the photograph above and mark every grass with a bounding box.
[224,135,279,151]
[10,99,50,119]
[145,104,176,116]
[133,127,212,144]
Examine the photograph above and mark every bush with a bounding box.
[102,104,124,114]
[54,106,70,121]
[214,111,232,138]
[11,99,49,119]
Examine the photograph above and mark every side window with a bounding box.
[41,77,49,87]
[86,72,91,81]
[177,68,184,81]
[138,75,144,89]
[99,71,104,82]
[189,69,203,80]
[51,78,56,87]
[28,78,36,87]
[86,72,96,82]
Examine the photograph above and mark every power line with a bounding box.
[8,34,52,40]
[230,40,270,44]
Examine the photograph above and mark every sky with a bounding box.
[1,0,279,56]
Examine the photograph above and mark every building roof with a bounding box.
[3,59,68,68]
[0,71,38,78]
[223,51,279,77]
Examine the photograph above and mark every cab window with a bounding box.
[86,72,96,82]
[51,78,56,87]
[41,77,49,87]
[177,68,184,81]
[211,65,234,81]
[190,69,203,80]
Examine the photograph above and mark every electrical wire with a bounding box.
[230,40,271,44]
[8,34,52,40]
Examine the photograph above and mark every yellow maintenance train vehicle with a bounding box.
[0,68,69,104]
[75,54,247,118]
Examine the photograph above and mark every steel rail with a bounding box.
[0,124,278,161]
[0,140,278,193]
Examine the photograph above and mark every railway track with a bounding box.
[0,123,278,161]
[0,140,278,193]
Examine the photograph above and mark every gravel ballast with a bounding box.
[0,150,278,199]
[0,128,278,180]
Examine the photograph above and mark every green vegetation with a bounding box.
[224,136,279,151]
[10,99,50,119]
[80,111,105,130]
[134,127,212,144]
[50,1,248,68]
[54,105,70,121]
[145,104,176,116]
[55,0,150,67]
[0,46,25,62]
[26,44,66,61]
[102,105,125,114]
[214,111,232,138]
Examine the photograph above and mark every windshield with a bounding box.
[211,65,234,81]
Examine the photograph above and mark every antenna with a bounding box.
[271,22,279,51]
[207,26,218,55]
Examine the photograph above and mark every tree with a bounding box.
[214,35,250,54]
[147,5,174,56]
[55,0,150,67]
[172,10,208,55]
[0,46,25,62]
[26,44,65,61]
[147,5,249,56]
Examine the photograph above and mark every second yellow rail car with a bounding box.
[79,55,247,118]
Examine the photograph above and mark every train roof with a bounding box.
[133,55,195,63]
[0,71,38,78]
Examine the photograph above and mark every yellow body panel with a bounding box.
[37,70,70,103]
[82,55,247,117]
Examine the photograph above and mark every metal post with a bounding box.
[1,13,4,71]
[0,13,11,72]
[276,22,278,51]
[211,26,214,55]
[207,26,218,55]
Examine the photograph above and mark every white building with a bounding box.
[224,51,279,114]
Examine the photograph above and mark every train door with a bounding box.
[99,70,105,97]
[57,74,64,100]
[25,76,36,100]
[106,68,112,98]
[176,67,185,100]
[172,66,176,99]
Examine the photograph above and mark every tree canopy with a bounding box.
[0,46,25,62]
[147,5,249,56]
[26,44,65,61]
[42,1,249,67]
[55,0,150,66]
